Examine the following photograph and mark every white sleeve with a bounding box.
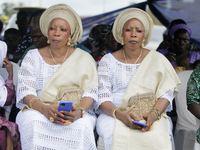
[16,51,38,109]
[97,56,113,108]
[159,88,174,112]
[0,76,7,107]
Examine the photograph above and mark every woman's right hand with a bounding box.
[41,104,66,125]
[165,52,176,62]
[116,110,142,130]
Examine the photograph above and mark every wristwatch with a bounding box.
[76,107,86,118]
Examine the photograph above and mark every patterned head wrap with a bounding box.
[170,24,192,38]
[40,4,83,45]
[89,24,113,47]
[112,8,154,47]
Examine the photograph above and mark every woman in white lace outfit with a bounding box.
[96,8,181,150]
[16,4,98,150]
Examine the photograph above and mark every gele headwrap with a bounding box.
[112,8,154,47]
[170,24,192,38]
[40,4,83,45]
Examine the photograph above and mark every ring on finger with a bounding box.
[49,117,54,123]
[63,120,71,125]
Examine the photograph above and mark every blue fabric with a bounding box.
[80,0,200,48]
[76,42,90,53]
[148,0,200,47]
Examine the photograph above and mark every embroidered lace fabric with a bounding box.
[16,49,97,150]
[96,54,174,150]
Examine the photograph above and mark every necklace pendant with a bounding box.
[58,63,61,65]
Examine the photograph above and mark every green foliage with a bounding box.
[0,16,9,24]
[0,2,23,18]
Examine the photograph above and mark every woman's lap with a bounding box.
[16,109,97,150]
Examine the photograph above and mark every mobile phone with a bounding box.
[132,120,147,126]
[58,101,73,112]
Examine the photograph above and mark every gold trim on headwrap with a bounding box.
[112,8,154,47]
[39,4,83,46]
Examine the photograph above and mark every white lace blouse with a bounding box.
[97,53,174,112]
[16,49,98,110]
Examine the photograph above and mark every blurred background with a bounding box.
[0,0,199,50]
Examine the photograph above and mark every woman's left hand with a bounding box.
[142,112,157,132]
[59,105,82,124]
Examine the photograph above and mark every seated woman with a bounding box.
[96,8,180,150]
[16,4,98,149]
[187,65,200,149]
[158,24,200,67]
[0,41,21,150]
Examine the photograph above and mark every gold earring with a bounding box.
[141,39,145,47]
[67,38,71,46]
[121,37,124,45]
[47,39,50,44]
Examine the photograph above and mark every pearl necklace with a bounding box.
[123,48,142,64]
[49,47,69,65]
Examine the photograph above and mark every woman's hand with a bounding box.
[142,111,157,132]
[3,58,13,78]
[165,52,176,62]
[41,104,66,125]
[116,110,143,130]
[59,105,82,123]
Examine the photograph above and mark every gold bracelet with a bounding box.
[76,107,86,118]
[153,108,161,120]
[150,109,159,120]
[29,97,41,109]
[112,108,119,119]
[150,108,161,120]
[153,108,161,118]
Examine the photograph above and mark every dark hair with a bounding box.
[168,19,186,30]
[28,9,46,25]
[192,60,200,69]
[4,28,20,37]
[17,10,28,19]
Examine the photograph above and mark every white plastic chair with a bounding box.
[174,70,199,150]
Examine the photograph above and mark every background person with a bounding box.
[13,10,33,63]
[96,8,180,150]
[19,9,48,65]
[0,41,21,150]
[89,24,118,64]
[187,64,200,149]
[158,24,200,67]
[3,28,21,61]
[156,19,200,54]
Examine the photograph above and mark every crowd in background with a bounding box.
[0,3,200,150]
